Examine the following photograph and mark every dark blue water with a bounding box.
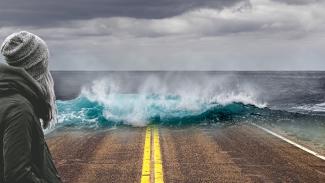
[51,71,325,152]
[52,71,325,128]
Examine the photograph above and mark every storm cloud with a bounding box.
[0,0,325,70]
[0,0,247,26]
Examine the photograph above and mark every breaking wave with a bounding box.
[57,96,264,128]
[55,77,262,129]
[55,78,321,129]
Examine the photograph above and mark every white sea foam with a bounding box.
[79,75,266,126]
[293,102,325,113]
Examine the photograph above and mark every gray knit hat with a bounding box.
[1,31,57,128]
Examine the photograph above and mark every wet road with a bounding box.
[46,124,325,183]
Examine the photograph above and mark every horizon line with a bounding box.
[50,70,325,72]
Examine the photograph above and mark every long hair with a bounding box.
[38,70,57,129]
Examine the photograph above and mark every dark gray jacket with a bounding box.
[0,64,62,183]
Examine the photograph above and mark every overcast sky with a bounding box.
[0,0,324,70]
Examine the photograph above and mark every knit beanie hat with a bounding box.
[1,31,57,129]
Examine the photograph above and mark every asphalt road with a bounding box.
[46,124,325,183]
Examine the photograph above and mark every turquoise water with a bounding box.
[57,92,324,129]
[52,72,325,152]
[54,92,325,154]
[56,94,266,129]
[54,74,325,132]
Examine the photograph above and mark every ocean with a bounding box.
[52,71,325,150]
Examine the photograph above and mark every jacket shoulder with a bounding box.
[0,94,35,121]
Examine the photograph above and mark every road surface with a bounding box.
[46,124,325,183]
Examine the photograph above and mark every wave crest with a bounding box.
[56,78,267,128]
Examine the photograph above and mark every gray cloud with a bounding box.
[1,0,325,70]
[0,0,247,27]
[272,0,324,5]
[4,0,317,41]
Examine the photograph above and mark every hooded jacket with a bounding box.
[0,64,62,183]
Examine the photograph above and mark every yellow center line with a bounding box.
[141,126,164,183]
[141,127,151,183]
[153,126,164,183]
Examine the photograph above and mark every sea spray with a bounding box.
[56,76,267,128]
[51,71,325,154]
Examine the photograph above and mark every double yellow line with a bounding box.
[141,126,164,183]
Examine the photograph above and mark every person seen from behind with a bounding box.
[0,31,62,183]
